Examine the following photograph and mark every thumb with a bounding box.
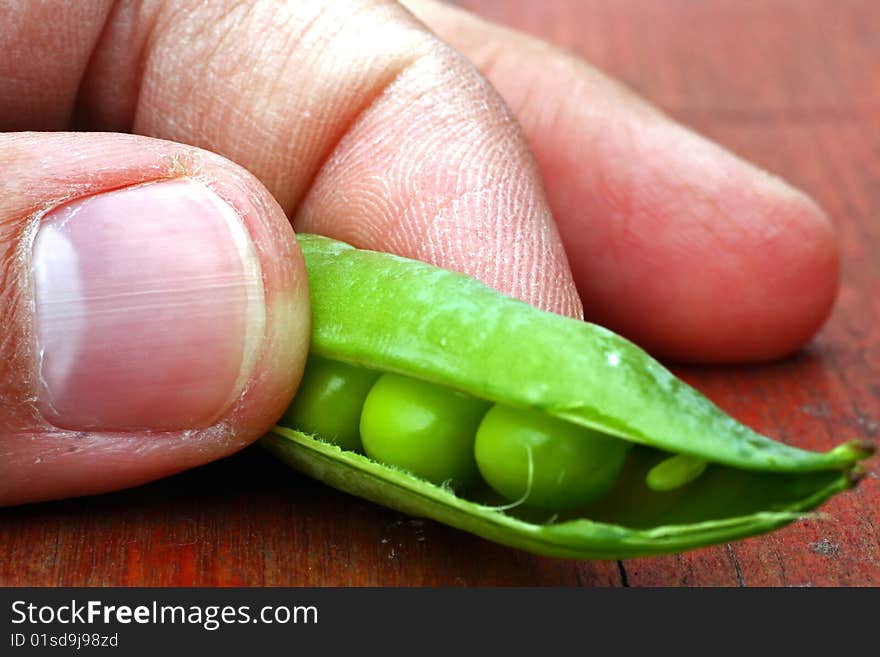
[0,132,310,506]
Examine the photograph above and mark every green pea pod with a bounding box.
[263,234,874,559]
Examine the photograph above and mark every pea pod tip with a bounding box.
[832,440,876,472]
[841,439,876,459]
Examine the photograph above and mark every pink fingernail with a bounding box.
[31,179,265,431]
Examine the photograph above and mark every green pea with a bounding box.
[265,234,873,559]
[360,373,489,489]
[280,355,378,452]
[474,405,629,509]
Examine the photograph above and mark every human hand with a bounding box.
[0,0,837,506]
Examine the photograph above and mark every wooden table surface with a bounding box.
[2,0,878,587]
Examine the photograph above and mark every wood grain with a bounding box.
[2,0,878,586]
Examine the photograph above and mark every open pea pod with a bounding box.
[263,234,873,559]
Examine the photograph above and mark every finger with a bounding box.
[0,0,580,504]
[69,0,582,319]
[0,133,309,506]
[405,0,839,363]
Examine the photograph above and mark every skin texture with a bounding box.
[0,0,841,504]
[77,0,583,319]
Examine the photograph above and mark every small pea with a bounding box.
[281,355,379,452]
[360,373,490,489]
[474,405,629,509]
[645,454,708,491]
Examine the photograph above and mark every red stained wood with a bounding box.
[1,0,877,586]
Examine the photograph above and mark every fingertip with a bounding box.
[593,166,841,364]
[696,171,841,363]
[0,134,310,505]
[729,185,840,363]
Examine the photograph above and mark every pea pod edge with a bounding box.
[264,426,859,559]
